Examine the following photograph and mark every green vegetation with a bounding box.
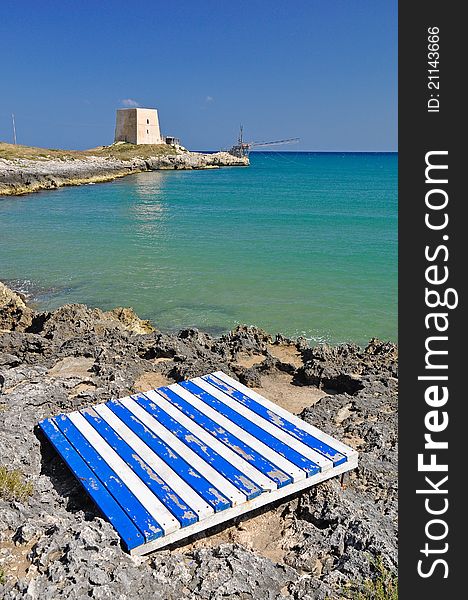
[96,142,179,159]
[328,557,397,600]
[0,141,178,161]
[0,566,5,585]
[0,466,34,502]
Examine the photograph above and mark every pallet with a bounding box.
[39,371,358,555]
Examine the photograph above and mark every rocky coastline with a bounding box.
[0,281,397,599]
[0,149,248,197]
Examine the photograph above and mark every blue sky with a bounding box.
[0,1,397,151]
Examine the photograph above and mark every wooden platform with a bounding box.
[39,371,358,555]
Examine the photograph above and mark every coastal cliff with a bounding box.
[0,143,249,196]
[0,282,397,598]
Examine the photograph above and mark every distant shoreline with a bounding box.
[0,142,248,197]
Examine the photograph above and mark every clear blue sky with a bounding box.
[0,1,397,151]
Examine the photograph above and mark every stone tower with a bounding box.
[114,108,162,145]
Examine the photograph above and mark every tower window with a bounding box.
[147,119,150,124]
[147,130,149,134]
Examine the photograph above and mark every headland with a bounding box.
[0,142,248,197]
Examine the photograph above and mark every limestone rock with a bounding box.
[31,303,155,340]
[105,307,155,335]
[0,281,33,332]
[0,151,248,196]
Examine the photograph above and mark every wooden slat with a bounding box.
[180,380,320,477]
[105,400,230,512]
[168,383,294,487]
[94,403,213,519]
[53,414,163,542]
[39,370,358,556]
[120,396,247,506]
[192,377,334,472]
[81,407,198,527]
[131,454,358,556]
[40,418,144,551]
[205,373,347,465]
[148,389,280,492]
[68,412,179,535]
[212,371,357,459]
[138,392,264,498]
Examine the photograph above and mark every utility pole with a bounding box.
[12,113,17,144]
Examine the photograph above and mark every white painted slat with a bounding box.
[94,404,214,519]
[68,412,179,534]
[170,383,306,483]
[131,453,358,555]
[145,389,278,492]
[120,397,247,506]
[193,377,334,472]
[213,371,357,459]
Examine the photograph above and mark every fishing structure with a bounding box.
[228,125,299,158]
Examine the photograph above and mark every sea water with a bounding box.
[0,152,397,345]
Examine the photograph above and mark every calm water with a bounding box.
[0,152,397,345]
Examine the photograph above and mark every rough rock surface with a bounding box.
[0,151,249,196]
[30,304,155,340]
[0,283,397,599]
[0,282,33,332]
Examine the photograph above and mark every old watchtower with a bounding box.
[114,108,162,145]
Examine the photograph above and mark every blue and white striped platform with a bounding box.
[39,371,358,555]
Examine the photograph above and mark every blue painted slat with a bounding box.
[158,386,292,488]
[106,400,231,512]
[205,374,347,466]
[134,394,262,500]
[39,418,144,551]
[53,414,163,542]
[81,408,198,527]
[180,381,321,477]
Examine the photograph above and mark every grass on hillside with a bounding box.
[0,141,178,161]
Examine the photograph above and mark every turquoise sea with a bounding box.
[0,152,397,345]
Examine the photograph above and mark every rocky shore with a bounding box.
[0,147,248,196]
[0,282,397,599]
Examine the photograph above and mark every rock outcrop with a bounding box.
[0,283,397,599]
[0,151,249,196]
[0,282,33,332]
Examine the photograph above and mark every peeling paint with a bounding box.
[228,444,254,462]
[41,371,356,554]
[185,434,207,452]
[267,469,289,482]
[132,454,164,485]
[208,487,230,505]
[156,389,170,401]
[238,475,258,494]
[266,409,284,428]
[147,523,162,535]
